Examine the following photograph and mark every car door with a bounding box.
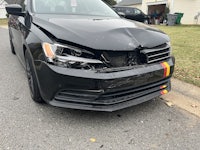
[10,0,27,66]
[123,7,134,20]
[133,8,145,22]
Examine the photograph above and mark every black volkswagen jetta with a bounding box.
[6,0,175,111]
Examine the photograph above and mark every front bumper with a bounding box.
[34,57,175,112]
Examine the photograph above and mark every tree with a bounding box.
[103,0,117,6]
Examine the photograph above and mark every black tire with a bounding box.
[25,50,44,103]
[9,30,16,55]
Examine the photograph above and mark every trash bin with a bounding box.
[167,14,178,26]
[155,19,160,25]
[175,12,184,24]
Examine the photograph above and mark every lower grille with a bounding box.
[141,44,170,64]
[54,79,170,106]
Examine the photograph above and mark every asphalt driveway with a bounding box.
[0,27,200,150]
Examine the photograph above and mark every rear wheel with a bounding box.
[25,50,44,103]
[9,30,16,55]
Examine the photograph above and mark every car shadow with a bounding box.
[34,98,164,124]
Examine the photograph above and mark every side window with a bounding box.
[125,8,134,15]
[122,8,126,13]
[116,8,120,12]
[135,9,142,15]
[117,8,125,13]
[125,8,130,14]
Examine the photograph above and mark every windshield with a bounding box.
[32,0,119,17]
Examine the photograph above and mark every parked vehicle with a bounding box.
[113,6,150,24]
[6,0,175,112]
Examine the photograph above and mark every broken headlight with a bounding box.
[42,42,103,70]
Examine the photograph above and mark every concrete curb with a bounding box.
[0,25,8,29]
[171,78,200,101]
[162,78,200,117]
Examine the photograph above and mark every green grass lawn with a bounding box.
[156,25,200,87]
[0,18,8,25]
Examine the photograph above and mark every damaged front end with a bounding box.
[42,41,171,73]
[6,0,175,111]
[32,17,175,111]
[34,39,175,111]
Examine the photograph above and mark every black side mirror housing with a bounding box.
[6,4,25,16]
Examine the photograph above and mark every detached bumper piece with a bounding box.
[50,79,170,112]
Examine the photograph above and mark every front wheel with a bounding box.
[25,50,44,103]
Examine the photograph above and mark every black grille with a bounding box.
[140,44,170,64]
[100,51,139,67]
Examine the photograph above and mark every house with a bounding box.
[0,0,7,18]
[117,0,200,24]
[117,0,142,10]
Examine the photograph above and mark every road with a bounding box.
[0,27,200,150]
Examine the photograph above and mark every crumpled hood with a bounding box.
[32,15,170,50]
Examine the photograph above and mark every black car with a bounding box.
[6,0,175,112]
[113,6,150,24]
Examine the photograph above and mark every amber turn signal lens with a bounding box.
[42,43,55,59]
[161,90,168,95]
[160,85,167,89]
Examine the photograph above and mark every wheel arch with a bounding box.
[23,44,27,57]
[24,45,44,101]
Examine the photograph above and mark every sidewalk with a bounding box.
[162,78,200,117]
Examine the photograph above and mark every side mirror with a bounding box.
[117,12,126,18]
[6,4,25,16]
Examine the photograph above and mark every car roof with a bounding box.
[113,6,137,9]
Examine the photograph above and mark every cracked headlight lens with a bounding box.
[42,42,103,69]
